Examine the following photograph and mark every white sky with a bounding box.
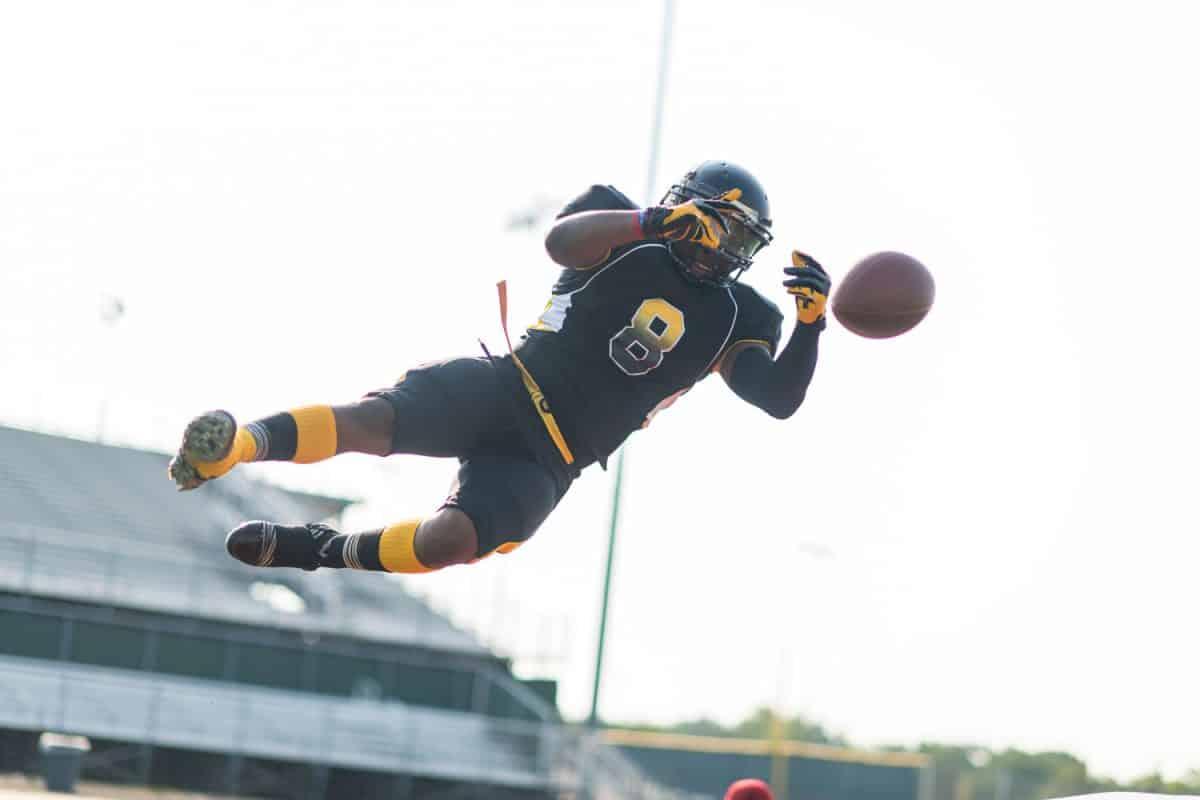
[2,0,1198,782]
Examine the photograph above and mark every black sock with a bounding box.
[327,530,386,571]
[244,413,299,461]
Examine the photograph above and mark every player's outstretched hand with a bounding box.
[783,250,831,326]
[641,189,742,250]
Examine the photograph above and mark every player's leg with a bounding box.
[224,454,568,573]
[167,399,394,490]
[168,358,501,491]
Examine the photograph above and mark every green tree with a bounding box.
[731,707,847,746]
[619,706,845,745]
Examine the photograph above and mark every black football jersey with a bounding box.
[514,185,784,467]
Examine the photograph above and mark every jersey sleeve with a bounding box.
[555,184,639,218]
[725,284,785,359]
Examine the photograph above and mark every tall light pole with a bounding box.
[588,0,675,729]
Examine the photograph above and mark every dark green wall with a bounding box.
[0,594,547,721]
[618,745,921,800]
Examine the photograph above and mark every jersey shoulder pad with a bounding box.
[730,282,785,354]
[556,184,639,218]
[550,241,669,294]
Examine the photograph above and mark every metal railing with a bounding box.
[0,522,687,797]
[561,728,708,800]
[0,655,691,798]
[0,654,553,788]
[0,522,479,654]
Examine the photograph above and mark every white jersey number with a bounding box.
[609,298,686,376]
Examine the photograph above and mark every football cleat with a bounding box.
[225,521,342,571]
[168,410,238,491]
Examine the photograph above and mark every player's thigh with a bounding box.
[442,455,569,559]
[367,357,510,458]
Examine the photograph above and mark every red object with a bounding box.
[725,778,774,800]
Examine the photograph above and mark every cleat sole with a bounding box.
[181,410,237,464]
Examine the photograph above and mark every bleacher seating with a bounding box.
[0,425,480,654]
[0,654,551,788]
[0,424,682,798]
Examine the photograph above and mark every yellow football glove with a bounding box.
[640,189,743,250]
[783,250,831,326]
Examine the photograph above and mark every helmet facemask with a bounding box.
[662,179,773,287]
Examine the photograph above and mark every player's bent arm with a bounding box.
[544,209,644,268]
[719,324,822,420]
[721,249,830,418]
[544,193,735,267]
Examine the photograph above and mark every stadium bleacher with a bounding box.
[0,425,678,799]
[0,425,472,653]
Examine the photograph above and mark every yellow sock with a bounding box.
[291,405,338,463]
[194,427,257,479]
[377,519,434,573]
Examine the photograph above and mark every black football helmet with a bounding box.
[661,160,773,286]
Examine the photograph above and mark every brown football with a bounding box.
[831,252,935,339]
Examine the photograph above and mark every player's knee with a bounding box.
[333,398,394,456]
[414,508,478,568]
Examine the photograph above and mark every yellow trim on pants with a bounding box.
[509,353,575,465]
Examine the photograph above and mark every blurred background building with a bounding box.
[0,425,659,798]
[606,729,928,800]
[0,424,933,799]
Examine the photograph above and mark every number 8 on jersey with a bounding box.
[609,298,686,376]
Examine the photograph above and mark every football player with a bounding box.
[168,160,831,575]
